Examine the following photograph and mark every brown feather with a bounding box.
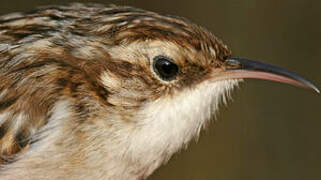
[0,3,232,179]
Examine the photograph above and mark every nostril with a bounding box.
[225,59,241,66]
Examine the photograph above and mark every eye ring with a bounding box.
[153,56,179,81]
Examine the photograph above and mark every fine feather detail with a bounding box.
[0,3,237,180]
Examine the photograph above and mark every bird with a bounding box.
[0,2,318,180]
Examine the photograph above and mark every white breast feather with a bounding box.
[126,79,240,175]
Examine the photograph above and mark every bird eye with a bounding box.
[153,56,179,81]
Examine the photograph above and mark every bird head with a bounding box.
[0,3,318,179]
[83,3,319,169]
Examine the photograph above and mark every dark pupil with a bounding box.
[154,57,179,81]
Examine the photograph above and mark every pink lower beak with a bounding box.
[215,58,319,93]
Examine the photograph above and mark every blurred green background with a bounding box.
[1,0,320,179]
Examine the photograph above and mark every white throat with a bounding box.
[125,79,240,178]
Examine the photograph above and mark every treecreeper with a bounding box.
[0,3,318,180]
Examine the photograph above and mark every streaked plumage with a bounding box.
[0,3,234,179]
[0,3,318,180]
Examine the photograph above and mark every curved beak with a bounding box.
[214,57,319,93]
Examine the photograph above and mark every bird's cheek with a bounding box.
[132,79,239,154]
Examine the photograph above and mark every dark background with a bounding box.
[1,0,320,179]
